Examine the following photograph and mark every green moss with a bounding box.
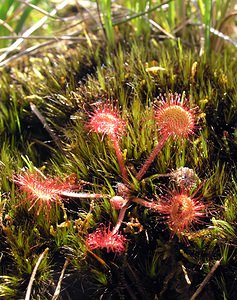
[0,37,237,299]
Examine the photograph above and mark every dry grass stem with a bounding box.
[52,258,70,300]
[190,258,223,300]
[25,248,49,300]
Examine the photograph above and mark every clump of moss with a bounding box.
[0,37,237,299]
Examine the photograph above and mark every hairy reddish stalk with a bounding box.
[112,202,129,235]
[60,191,109,198]
[112,196,162,235]
[136,134,169,181]
[132,197,162,211]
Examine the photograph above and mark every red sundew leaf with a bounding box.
[87,103,126,139]
[158,186,206,237]
[154,93,197,139]
[86,225,127,254]
[13,172,73,215]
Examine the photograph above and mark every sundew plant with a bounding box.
[0,1,237,299]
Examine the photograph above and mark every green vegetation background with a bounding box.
[0,1,237,299]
